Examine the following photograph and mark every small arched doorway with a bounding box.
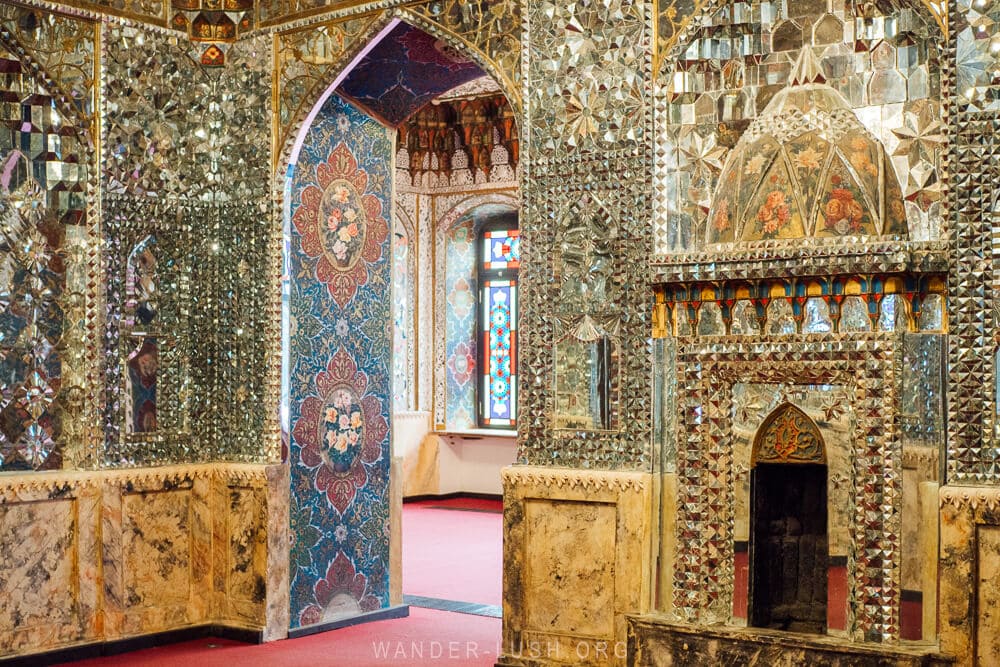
[749,403,828,634]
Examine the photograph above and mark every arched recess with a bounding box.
[749,404,829,634]
[277,13,522,633]
[652,0,948,254]
[269,11,523,453]
[432,194,519,430]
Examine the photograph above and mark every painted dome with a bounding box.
[706,48,907,244]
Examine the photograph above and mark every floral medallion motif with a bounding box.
[298,552,380,626]
[447,340,476,387]
[292,143,388,307]
[293,350,387,514]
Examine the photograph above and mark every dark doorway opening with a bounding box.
[749,463,828,634]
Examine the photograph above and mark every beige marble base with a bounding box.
[939,485,1000,666]
[0,463,290,658]
[390,456,404,606]
[498,466,654,666]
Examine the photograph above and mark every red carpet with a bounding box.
[59,499,504,666]
[403,500,503,605]
[405,497,503,513]
[60,608,500,667]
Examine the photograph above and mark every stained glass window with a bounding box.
[482,228,520,270]
[478,224,518,428]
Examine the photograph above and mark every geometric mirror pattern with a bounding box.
[0,44,87,470]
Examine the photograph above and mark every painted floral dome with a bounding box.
[707,48,907,244]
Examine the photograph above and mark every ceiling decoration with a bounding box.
[336,22,485,127]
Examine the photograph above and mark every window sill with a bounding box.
[435,429,517,440]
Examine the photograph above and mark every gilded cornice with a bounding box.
[502,466,649,494]
[0,463,279,496]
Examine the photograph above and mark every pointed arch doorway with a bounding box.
[749,404,829,634]
[279,14,520,634]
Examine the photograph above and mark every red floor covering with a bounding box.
[61,607,500,667]
[402,500,503,604]
[59,500,503,667]
[404,498,502,513]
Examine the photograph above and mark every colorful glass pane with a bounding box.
[481,279,517,426]
[482,228,520,270]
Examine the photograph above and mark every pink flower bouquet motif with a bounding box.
[823,180,865,234]
[711,197,731,232]
[298,552,381,626]
[755,190,791,238]
[293,350,387,514]
[292,143,388,307]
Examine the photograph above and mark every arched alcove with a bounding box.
[749,404,829,634]
[654,0,947,255]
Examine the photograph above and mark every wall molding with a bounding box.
[503,465,648,494]
[939,486,1000,513]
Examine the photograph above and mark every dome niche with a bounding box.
[706,47,908,245]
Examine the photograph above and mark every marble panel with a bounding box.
[0,464,284,659]
[500,467,653,667]
[938,486,1000,666]
[0,499,79,653]
[121,488,192,626]
[627,618,954,666]
[264,464,291,641]
[977,526,1000,665]
[524,499,616,638]
[227,486,267,621]
[106,469,215,636]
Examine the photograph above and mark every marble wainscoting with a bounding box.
[939,485,1000,666]
[0,463,289,659]
[497,466,655,667]
[0,471,101,655]
[626,620,954,666]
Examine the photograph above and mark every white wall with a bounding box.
[436,432,516,496]
[394,410,515,496]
